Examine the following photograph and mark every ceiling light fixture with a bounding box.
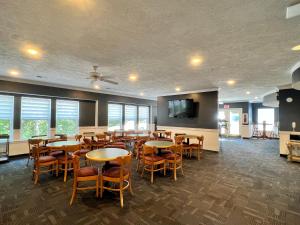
[21,43,43,59]
[255,96,258,99]
[175,87,181,92]
[140,92,144,96]
[129,73,138,81]
[92,80,101,89]
[190,56,203,67]
[227,80,236,85]
[292,45,300,51]
[246,91,251,95]
[8,69,20,77]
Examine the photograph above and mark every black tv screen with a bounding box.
[168,99,194,118]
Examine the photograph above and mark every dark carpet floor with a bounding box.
[0,139,300,225]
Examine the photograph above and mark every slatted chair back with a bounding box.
[75,134,82,141]
[175,136,185,145]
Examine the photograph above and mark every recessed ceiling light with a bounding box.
[291,45,300,51]
[129,74,138,81]
[8,69,20,77]
[140,92,144,96]
[175,87,181,91]
[190,56,203,67]
[255,96,258,99]
[21,43,43,59]
[227,80,236,85]
[246,91,251,95]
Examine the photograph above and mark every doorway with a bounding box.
[219,108,242,137]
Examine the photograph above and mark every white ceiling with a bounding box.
[0,0,300,101]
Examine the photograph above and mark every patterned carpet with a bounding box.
[0,139,300,225]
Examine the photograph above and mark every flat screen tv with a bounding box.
[168,99,194,118]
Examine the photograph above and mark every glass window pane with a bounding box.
[0,95,14,139]
[56,100,79,135]
[21,97,51,140]
[108,104,123,131]
[124,105,137,131]
[258,108,274,131]
[138,106,150,130]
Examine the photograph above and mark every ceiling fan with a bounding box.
[86,65,118,89]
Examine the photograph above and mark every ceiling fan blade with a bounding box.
[102,79,118,85]
[99,75,113,80]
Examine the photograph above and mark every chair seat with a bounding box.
[144,155,165,162]
[163,153,181,160]
[39,155,57,163]
[158,138,173,142]
[77,167,98,177]
[57,154,72,162]
[102,167,129,178]
[79,149,90,154]
[161,149,172,154]
[49,150,64,157]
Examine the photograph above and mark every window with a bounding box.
[21,97,51,140]
[124,105,137,130]
[108,103,123,131]
[258,108,274,131]
[0,95,14,138]
[138,106,150,130]
[56,100,79,135]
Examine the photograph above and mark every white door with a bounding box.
[219,108,242,136]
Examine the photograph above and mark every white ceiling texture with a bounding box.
[0,0,300,101]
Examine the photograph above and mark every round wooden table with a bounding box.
[177,134,199,144]
[86,148,129,162]
[46,140,81,147]
[127,134,149,137]
[145,140,174,148]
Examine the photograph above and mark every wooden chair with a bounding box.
[70,152,99,205]
[163,145,184,181]
[152,132,159,140]
[32,143,58,184]
[96,134,108,145]
[27,139,43,166]
[189,136,204,160]
[57,144,81,182]
[141,145,166,184]
[135,139,148,172]
[75,134,82,142]
[100,153,133,208]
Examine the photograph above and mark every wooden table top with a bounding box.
[32,136,59,140]
[127,133,149,137]
[86,148,129,162]
[177,134,199,139]
[153,130,167,134]
[46,141,81,147]
[145,140,174,148]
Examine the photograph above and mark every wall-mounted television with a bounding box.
[168,99,194,118]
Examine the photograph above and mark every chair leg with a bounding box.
[70,181,77,205]
[129,176,133,195]
[180,163,184,176]
[197,149,200,160]
[27,155,30,166]
[150,165,154,184]
[64,162,68,182]
[34,168,39,184]
[163,162,166,176]
[173,163,177,181]
[136,159,140,172]
[56,162,58,177]
[120,189,124,208]
[100,176,103,198]
[141,165,145,177]
[96,178,99,198]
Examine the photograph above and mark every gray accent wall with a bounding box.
[278,89,300,132]
[0,80,156,128]
[157,91,218,129]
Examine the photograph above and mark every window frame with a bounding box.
[20,96,51,140]
[55,99,80,136]
[0,95,14,140]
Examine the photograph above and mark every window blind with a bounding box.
[108,103,123,131]
[138,106,150,130]
[21,97,51,120]
[124,105,137,130]
[56,100,79,119]
[0,95,14,120]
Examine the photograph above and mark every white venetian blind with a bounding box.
[124,105,137,130]
[0,95,14,137]
[108,103,123,131]
[138,106,150,130]
[21,97,51,120]
[56,100,79,120]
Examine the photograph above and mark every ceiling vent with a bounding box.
[292,67,300,90]
[286,3,300,19]
[263,92,279,108]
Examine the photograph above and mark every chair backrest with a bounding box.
[115,153,132,178]
[75,134,82,141]
[83,138,92,145]
[142,145,156,158]
[63,144,81,153]
[169,144,183,158]
[96,134,106,141]
[197,136,204,148]
[28,139,43,152]
[165,131,172,138]
[152,132,159,139]
[72,154,81,178]
[105,144,126,149]
[175,136,185,145]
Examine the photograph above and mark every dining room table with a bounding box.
[153,130,167,138]
[32,136,60,145]
[46,140,81,148]
[177,134,200,145]
[145,140,174,154]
